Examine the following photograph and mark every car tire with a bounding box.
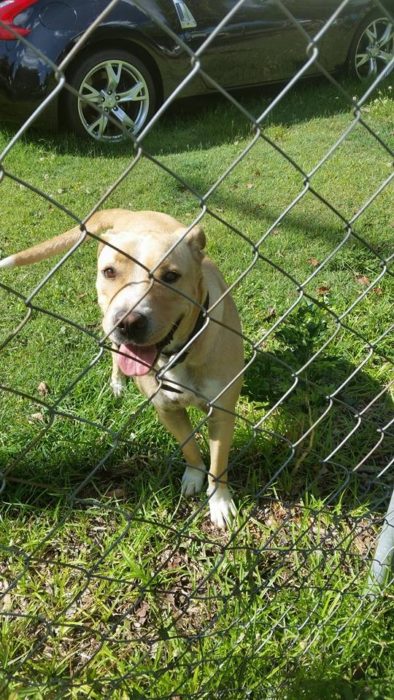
[64,49,156,143]
[348,12,394,81]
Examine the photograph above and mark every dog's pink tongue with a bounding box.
[118,343,157,377]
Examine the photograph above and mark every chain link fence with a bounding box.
[0,0,393,697]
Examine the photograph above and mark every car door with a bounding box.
[174,0,342,87]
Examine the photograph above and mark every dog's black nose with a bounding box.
[115,311,148,342]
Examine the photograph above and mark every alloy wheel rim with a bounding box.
[354,18,394,80]
[77,59,150,142]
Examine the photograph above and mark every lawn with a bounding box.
[0,75,393,698]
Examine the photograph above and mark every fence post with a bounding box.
[365,487,394,596]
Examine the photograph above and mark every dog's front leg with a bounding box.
[156,408,206,496]
[207,409,237,529]
[110,343,126,397]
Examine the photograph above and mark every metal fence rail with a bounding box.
[0,0,393,697]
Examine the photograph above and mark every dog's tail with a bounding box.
[0,209,131,269]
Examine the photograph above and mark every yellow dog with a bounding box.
[1,210,244,528]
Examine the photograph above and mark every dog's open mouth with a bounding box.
[116,316,183,377]
[117,344,158,377]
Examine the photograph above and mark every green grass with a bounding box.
[0,76,393,698]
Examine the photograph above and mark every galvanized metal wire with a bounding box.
[0,0,393,696]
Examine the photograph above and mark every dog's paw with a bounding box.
[181,465,206,496]
[111,377,126,397]
[207,485,237,529]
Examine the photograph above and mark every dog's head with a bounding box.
[97,221,206,377]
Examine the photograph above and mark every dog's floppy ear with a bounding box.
[97,229,116,258]
[178,225,206,261]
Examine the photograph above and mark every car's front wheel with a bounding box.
[349,13,394,80]
[65,49,156,143]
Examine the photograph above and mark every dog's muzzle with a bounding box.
[112,311,183,379]
[113,310,148,345]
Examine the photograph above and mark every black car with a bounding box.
[0,0,393,143]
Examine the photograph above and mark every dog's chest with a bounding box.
[152,364,209,412]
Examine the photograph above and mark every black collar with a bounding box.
[156,293,209,393]
[160,293,209,368]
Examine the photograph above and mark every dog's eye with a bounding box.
[161,270,180,284]
[103,267,116,279]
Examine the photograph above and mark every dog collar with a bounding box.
[157,293,209,393]
[161,293,209,368]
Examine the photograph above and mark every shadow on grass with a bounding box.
[207,187,393,254]
[284,677,393,700]
[2,75,383,158]
[0,420,181,508]
[0,304,392,697]
[232,301,393,517]
[1,304,392,519]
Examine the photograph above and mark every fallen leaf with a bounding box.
[308,257,319,267]
[135,600,149,625]
[356,275,370,285]
[0,579,12,612]
[264,307,276,321]
[0,592,12,612]
[167,553,184,569]
[373,287,383,295]
[37,381,50,397]
[29,412,45,423]
[246,183,254,189]
[106,488,126,499]
[316,285,330,295]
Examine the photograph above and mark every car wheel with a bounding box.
[65,49,156,143]
[349,13,394,81]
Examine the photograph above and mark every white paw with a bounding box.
[207,485,237,529]
[181,465,206,496]
[111,377,126,397]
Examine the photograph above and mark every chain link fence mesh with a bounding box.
[0,0,393,697]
